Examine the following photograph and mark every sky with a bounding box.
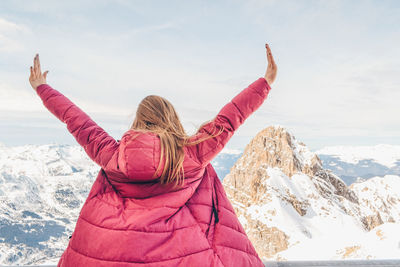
[0,0,399,151]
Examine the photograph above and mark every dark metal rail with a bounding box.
[2,260,400,267]
[264,260,400,266]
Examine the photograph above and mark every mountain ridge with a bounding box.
[222,125,400,260]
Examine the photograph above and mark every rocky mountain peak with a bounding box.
[221,125,380,259]
[238,125,322,178]
[227,125,358,204]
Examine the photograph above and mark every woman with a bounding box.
[29,43,277,267]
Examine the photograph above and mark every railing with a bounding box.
[3,260,400,267]
[264,260,400,266]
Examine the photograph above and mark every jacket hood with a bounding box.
[117,130,165,182]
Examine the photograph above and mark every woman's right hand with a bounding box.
[264,43,277,85]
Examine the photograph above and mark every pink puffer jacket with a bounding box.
[36,77,271,266]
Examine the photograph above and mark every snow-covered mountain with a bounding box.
[222,125,400,261]
[1,129,400,264]
[315,145,400,185]
[0,143,99,265]
[0,142,239,265]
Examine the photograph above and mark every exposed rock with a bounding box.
[314,170,359,204]
[362,212,384,231]
[282,193,309,216]
[226,126,358,204]
[221,125,396,260]
[231,126,312,178]
[229,206,289,257]
[246,220,289,258]
[350,176,400,224]
[338,245,362,259]
[223,125,324,258]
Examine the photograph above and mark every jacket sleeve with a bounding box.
[36,84,119,168]
[191,77,272,167]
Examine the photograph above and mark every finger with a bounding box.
[266,44,273,66]
[267,51,272,68]
[268,51,276,68]
[267,45,273,61]
[267,45,276,66]
[33,57,37,78]
[34,54,41,75]
[270,52,276,66]
[33,55,36,73]
[34,54,40,73]
[34,54,39,75]
[29,66,33,80]
[43,70,49,79]
[37,54,41,73]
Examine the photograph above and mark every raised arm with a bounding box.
[191,77,271,166]
[190,43,277,166]
[29,54,119,168]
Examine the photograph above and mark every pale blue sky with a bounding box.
[0,0,399,151]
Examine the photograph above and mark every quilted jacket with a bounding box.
[35,77,272,266]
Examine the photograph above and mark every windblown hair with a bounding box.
[130,95,224,189]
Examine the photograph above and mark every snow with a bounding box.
[39,258,60,265]
[0,143,99,265]
[246,167,369,258]
[276,222,400,260]
[291,138,315,167]
[351,175,400,221]
[233,164,400,260]
[2,139,400,263]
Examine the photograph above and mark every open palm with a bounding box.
[29,54,49,91]
[264,43,277,85]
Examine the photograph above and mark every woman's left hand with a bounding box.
[29,53,49,91]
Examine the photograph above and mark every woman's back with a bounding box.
[29,43,277,266]
[56,77,271,266]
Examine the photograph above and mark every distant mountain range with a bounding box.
[0,131,399,264]
[315,145,400,185]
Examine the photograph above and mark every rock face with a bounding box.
[222,125,400,260]
[245,126,320,178]
[361,213,384,231]
[226,126,358,204]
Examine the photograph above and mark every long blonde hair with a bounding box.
[130,95,224,189]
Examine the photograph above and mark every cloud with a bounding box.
[0,17,30,52]
[232,0,400,145]
[0,81,42,112]
[0,17,28,32]
[1,1,399,148]
[0,34,23,52]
